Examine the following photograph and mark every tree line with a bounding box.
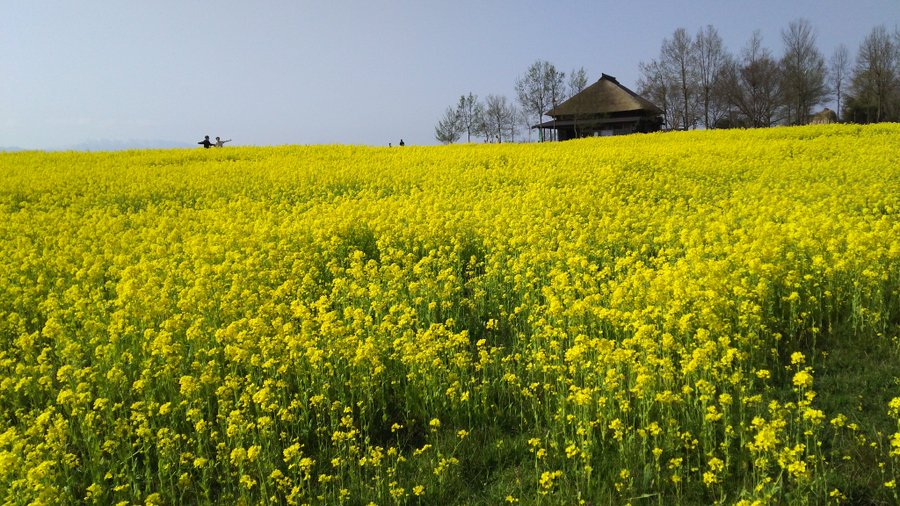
[639,20,900,129]
[435,63,587,144]
[435,93,518,144]
[436,20,900,142]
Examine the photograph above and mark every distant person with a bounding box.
[399,139,405,146]
[214,137,231,147]
[198,135,213,149]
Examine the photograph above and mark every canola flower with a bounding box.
[0,124,898,504]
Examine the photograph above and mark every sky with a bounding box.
[2,0,898,150]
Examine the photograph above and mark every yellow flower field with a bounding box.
[1,124,899,504]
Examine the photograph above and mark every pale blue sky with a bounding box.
[2,1,898,150]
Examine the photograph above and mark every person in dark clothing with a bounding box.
[399,139,405,146]
[198,135,213,148]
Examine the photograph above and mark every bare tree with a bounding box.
[517,108,535,142]
[661,28,698,129]
[561,67,590,137]
[567,67,588,97]
[505,103,520,142]
[476,115,490,143]
[846,25,900,123]
[546,65,567,109]
[434,106,461,144]
[545,65,567,141]
[694,25,729,128]
[482,95,517,143]
[455,93,482,143]
[638,59,677,129]
[720,31,784,127]
[780,19,829,124]
[515,60,563,141]
[829,44,850,120]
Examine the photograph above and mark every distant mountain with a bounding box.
[65,139,194,151]
[0,146,25,152]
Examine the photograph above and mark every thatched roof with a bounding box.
[810,107,837,124]
[547,74,662,117]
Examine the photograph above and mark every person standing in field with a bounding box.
[198,135,213,148]
[399,139,405,146]
[214,137,231,147]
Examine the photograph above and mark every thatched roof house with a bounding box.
[535,74,664,140]
[810,107,837,124]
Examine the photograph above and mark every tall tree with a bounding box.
[829,44,850,120]
[780,19,829,124]
[564,67,590,137]
[455,93,482,143]
[482,95,517,143]
[846,25,900,123]
[693,25,729,128]
[546,65,567,110]
[515,60,563,141]
[720,31,784,127]
[504,102,520,142]
[638,59,677,129]
[545,65,567,141]
[661,28,698,129]
[517,108,535,142]
[567,67,588,97]
[434,106,461,144]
